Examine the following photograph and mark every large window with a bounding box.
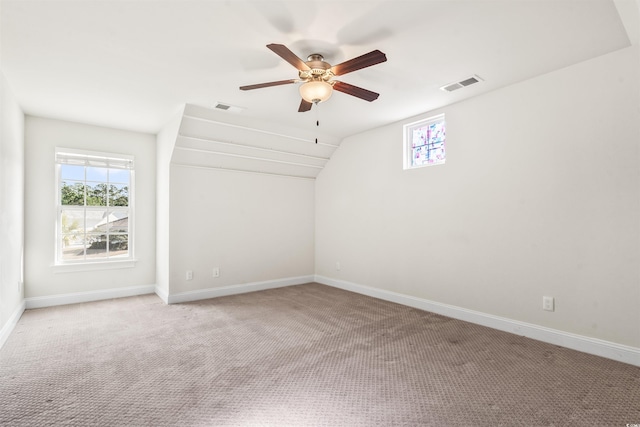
[403,114,446,169]
[55,148,134,264]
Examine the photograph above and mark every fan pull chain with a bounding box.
[314,102,320,144]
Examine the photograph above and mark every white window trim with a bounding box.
[54,147,135,269]
[403,113,446,170]
[52,259,137,273]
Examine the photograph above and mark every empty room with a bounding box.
[1,0,639,425]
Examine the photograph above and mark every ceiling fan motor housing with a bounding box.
[300,54,333,81]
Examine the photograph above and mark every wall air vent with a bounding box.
[440,75,483,92]
[212,102,245,113]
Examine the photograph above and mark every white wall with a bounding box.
[0,71,25,339]
[24,117,156,298]
[164,105,320,300]
[316,45,640,348]
[169,165,315,295]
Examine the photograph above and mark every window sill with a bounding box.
[52,259,137,274]
[403,160,446,170]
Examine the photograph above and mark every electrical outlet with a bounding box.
[542,296,554,312]
[213,268,220,278]
[336,262,341,271]
[186,270,193,280]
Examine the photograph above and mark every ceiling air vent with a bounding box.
[440,75,483,92]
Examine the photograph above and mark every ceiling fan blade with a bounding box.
[298,99,313,112]
[267,43,311,71]
[332,81,380,102]
[330,50,387,76]
[239,79,298,91]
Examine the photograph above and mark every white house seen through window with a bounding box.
[55,148,134,264]
[403,114,446,169]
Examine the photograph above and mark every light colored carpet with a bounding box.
[1,283,639,426]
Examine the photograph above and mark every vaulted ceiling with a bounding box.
[1,1,637,139]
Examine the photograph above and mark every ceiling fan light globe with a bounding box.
[299,81,333,104]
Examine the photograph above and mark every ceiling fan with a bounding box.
[240,43,387,112]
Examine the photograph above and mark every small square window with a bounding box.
[403,114,446,169]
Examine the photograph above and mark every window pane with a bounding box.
[61,232,83,249]
[86,210,110,231]
[61,209,85,234]
[109,184,129,207]
[86,183,108,206]
[109,234,129,257]
[86,167,108,182]
[61,237,86,261]
[109,168,130,185]
[428,121,446,164]
[61,181,85,206]
[108,213,128,233]
[93,211,128,233]
[430,121,445,144]
[412,128,428,148]
[85,233,108,259]
[412,146,429,167]
[61,164,85,180]
[60,208,85,261]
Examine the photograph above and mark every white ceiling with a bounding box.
[0,0,636,139]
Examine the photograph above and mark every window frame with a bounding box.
[403,114,446,170]
[54,147,136,270]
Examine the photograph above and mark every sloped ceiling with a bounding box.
[174,103,340,179]
[1,0,635,142]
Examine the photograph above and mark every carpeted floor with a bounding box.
[1,283,639,426]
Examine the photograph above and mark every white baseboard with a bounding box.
[0,300,26,350]
[155,285,169,304]
[168,275,315,304]
[315,275,640,368]
[25,284,157,309]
